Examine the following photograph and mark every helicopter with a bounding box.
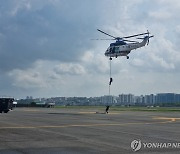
[97,29,154,60]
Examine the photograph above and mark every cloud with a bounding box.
[9,0,31,16]
[7,59,108,97]
[54,63,86,75]
[8,69,45,89]
[0,0,99,72]
[1,0,180,97]
[8,60,56,89]
[148,10,172,21]
[81,51,109,74]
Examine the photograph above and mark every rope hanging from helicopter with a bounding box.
[109,58,113,97]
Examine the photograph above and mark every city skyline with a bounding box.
[1,0,180,98]
[17,92,180,107]
[23,92,180,99]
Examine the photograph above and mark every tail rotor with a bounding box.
[147,30,149,45]
[137,30,154,45]
[147,30,154,45]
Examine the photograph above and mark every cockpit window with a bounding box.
[109,47,112,52]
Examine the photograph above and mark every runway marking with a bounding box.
[0,117,178,129]
[22,109,40,112]
[78,112,98,114]
[153,117,180,122]
[0,123,146,129]
[78,112,121,115]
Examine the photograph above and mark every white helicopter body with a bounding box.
[97,29,153,59]
[105,36,149,59]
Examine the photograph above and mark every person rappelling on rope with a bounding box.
[109,77,113,85]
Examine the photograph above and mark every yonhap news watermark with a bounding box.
[131,139,180,152]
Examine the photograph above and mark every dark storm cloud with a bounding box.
[0,0,101,72]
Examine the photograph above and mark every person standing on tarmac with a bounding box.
[105,105,110,114]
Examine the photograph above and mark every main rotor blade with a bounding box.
[97,29,116,39]
[136,35,154,40]
[91,38,115,40]
[136,38,144,39]
[123,32,149,39]
[123,39,139,43]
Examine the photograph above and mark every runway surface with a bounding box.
[0,107,180,154]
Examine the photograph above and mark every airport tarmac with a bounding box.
[0,107,180,154]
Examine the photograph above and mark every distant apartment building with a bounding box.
[175,94,180,103]
[134,95,144,105]
[135,93,180,105]
[118,93,180,106]
[117,94,135,105]
[144,94,155,105]
[155,93,180,104]
[101,95,117,105]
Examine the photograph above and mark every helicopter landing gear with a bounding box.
[116,55,118,58]
[126,56,129,59]
[109,57,112,60]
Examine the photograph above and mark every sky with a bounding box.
[1,0,180,99]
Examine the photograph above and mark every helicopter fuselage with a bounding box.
[105,36,148,59]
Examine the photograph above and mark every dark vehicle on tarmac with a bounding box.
[0,97,14,113]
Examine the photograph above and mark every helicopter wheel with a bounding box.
[127,56,129,59]
[109,57,112,60]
